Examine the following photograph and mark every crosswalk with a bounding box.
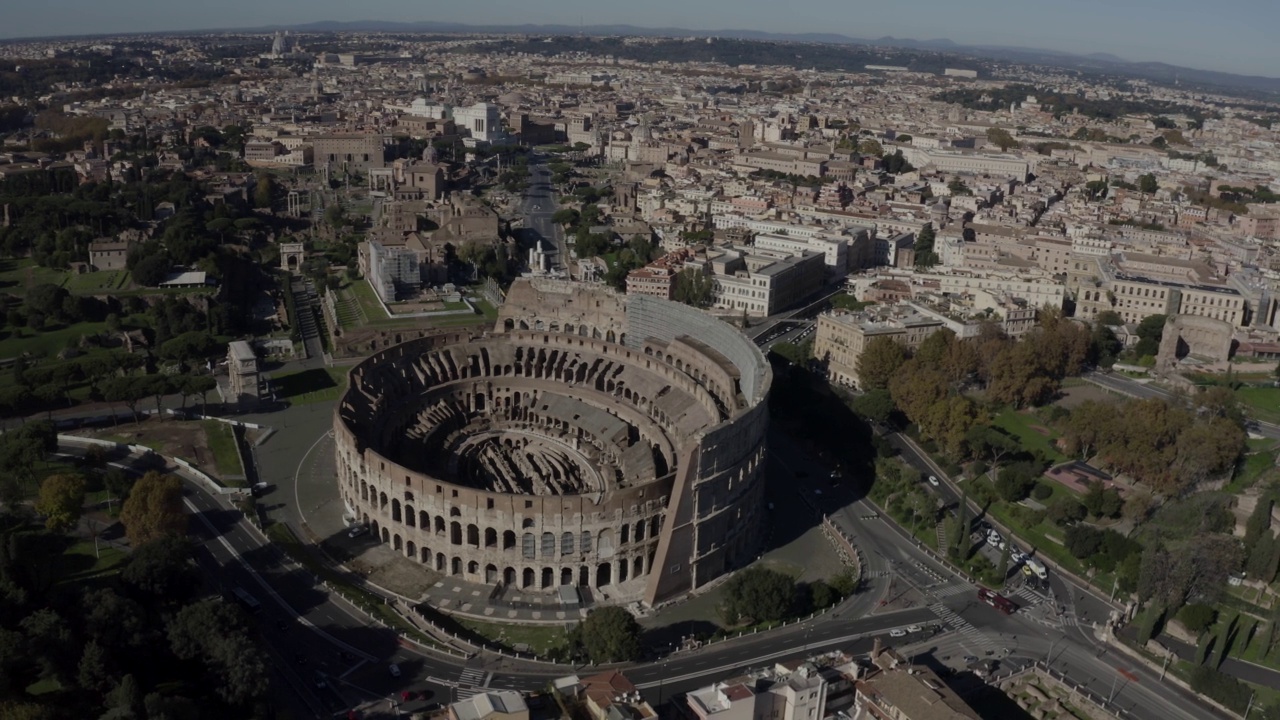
[456,668,490,699]
[1011,586,1045,606]
[931,581,974,598]
[930,603,998,651]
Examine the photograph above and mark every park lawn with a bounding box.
[53,540,128,586]
[1237,386,1280,424]
[271,366,349,406]
[64,270,130,294]
[0,257,69,290]
[347,277,392,323]
[202,421,243,478]
[992,408,1067,463]
[457,618,569,656]
[0,320,109,358]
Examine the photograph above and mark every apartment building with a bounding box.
[754,233,850,271]
[851,642,980,720]
[311,133,387,173]
[814,304,944,388]
[687,662,828,720]
[362,240,420,303]
[707,247,826,317]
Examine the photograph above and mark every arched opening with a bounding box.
[467,560,479,575]
[406,540,416,558]
[504,567,516,585]
[635,521,646,542]
[391,499,402,523]
[380,527,390,544]
[404,506,415,527]
[486,564,498,583]
[503,318,515,331]
[503,530,516,550]
[420,510,429,528]
[451,557,462,575]
[596,562,612,587]
[618,558,629,582]
[393,534,403,551]
[620,524,630,544]
[467,524,480,547]
[541,567,554,588]
[434,516,445,534]
[633,556,644,578]
[562,532,575,556]
[598,528,615,557]
[379,492,388,509]
[561,567,573,585]
[579,565,590,586]
[436,552,446,571]
[522,568,535,588]
[485,528,498,548]
[421,546,430,563]
[450,522,462,545]
[542,532,556,557]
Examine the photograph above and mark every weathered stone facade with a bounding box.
[334,279,772,605]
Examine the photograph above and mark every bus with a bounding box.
[232,586,262,613]
[977,588,1017,615]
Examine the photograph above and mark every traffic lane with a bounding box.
[1050,643,1212,720]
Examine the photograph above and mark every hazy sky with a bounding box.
[5,0,1278,77]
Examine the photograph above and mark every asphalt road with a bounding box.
[520,162,567,272]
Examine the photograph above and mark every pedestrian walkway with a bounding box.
[931,581,973,599]
[930,602,998,652]
[456,667,490,699]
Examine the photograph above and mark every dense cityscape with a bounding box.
[0,22,1279,720]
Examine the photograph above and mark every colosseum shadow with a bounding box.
[334,279,774,610]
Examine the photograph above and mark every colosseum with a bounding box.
[334,278,772,605]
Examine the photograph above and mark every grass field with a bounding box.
[457,618,569,656]
[992,408,1067,463]
[1238,386,1280,424]
[202,420,244,478]
[53,539,127,586]
[0,320,110,359]
[64,270,130,294]
[271,366,349,406]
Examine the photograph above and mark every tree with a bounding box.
[857,336,907,391]
[721,566,796,624]
[913,223,939,268]
[35,473,86,533]
[857,139,883,157]
[252,174,275,209]
[850,389,895,425]
[672,268,714,308]
[119,472,186,546]
[1134,314,1166,358]
[1138,173,1159,194]
[986,127,1020,151]
[130,253,171,287]
[572,606,642,663]
[121,536,199,604]
[995,462,1041,502]
[167,599,269,705]
[1084,180,1109,201]
[1047,498,1086,526]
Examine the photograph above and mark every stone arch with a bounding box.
[596,562,612,586]
[522,568,535,588]
[618,558,629,582]
[406,540,416,558]
[503,318,515,331]
[486,564,498,584]
[450,521,462,545]
[393,534,402,551]
[436,552,446,571]
[635,520,646,542]
[380,526,390,544]
[420,510,429,528]
[562,531,575,556]
[579,565,590,586]
[503,530,516,550]
[541,567,554,588]
[450,507,462,517]
[379,492,388,509]
[485,528,498,548]
[434,516,445,534]
[620,524,630,544]
[542,532,556,557]
[451,557,462,575]
[598,528,615,557]
[504,567,517,585]
[633,555,644,578]
[561,567,573,585]
[421,546,431,563]
[391,500,402,523]
[467,524,480,546]
[468,560,479,575]
[405,505,415,527]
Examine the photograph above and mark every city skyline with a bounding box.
[4,0,1279,79]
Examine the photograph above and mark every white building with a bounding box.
[453,103,507,144]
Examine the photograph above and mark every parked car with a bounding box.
[388,663,401,678]
[348,524,369,539]
[927,475,940,487]
[906,624,922,633]
[889,628,907,638]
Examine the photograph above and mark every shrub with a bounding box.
[1032,483,1053,500]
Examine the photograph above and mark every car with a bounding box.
[388,663,402,678]
[888,628,907,638]
[314,672,328,689]
[963,655,979,665]
[813,489,823,495]
[906,624,922,633]
[1010,548,1026,563]
[348,524,369,538]
[928,475,940,487]
[251,482,270,497]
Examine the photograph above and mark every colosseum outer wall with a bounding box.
[334,279,772,605]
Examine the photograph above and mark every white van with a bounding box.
[1022,558,1048,580]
